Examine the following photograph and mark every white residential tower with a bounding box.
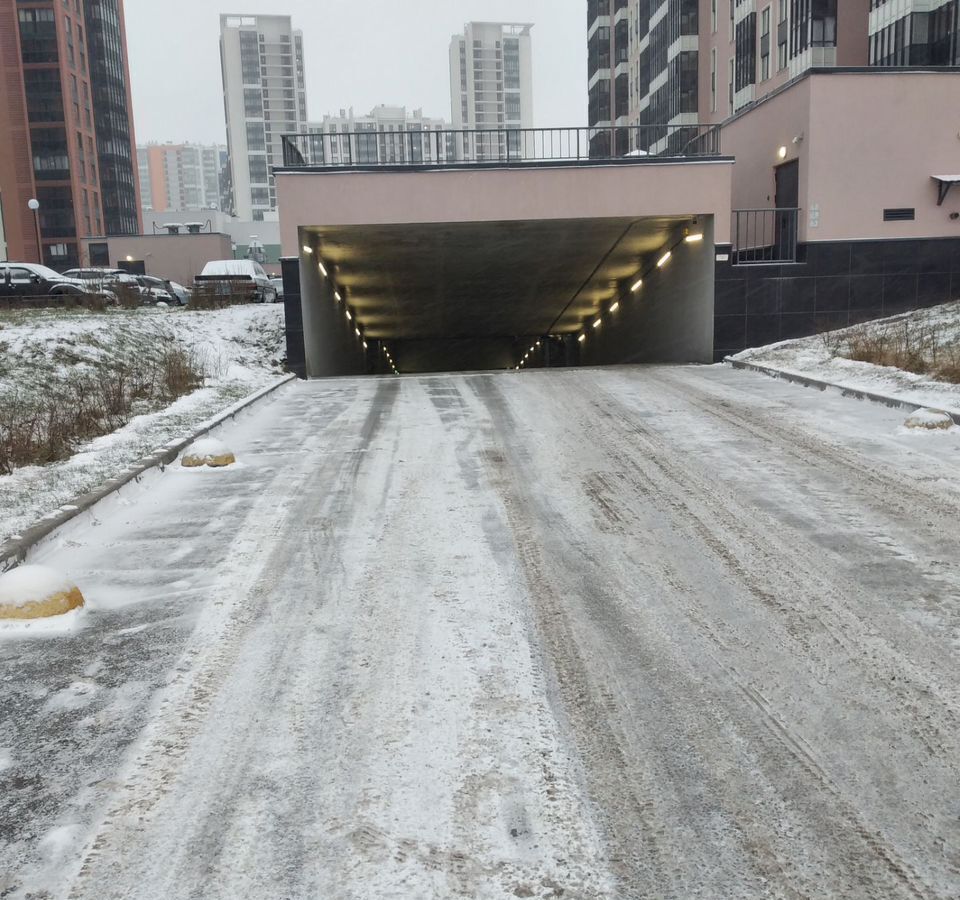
[220,14,308,220]
[449,22,534,132]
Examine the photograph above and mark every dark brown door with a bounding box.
[775,159,799,209]
[774,159,800,261]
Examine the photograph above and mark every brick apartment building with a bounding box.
[0,0,140,268]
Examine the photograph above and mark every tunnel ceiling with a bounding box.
[306,216,690,340]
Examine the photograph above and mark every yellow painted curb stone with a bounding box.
[0,565,85,620]
[182,437,237,468]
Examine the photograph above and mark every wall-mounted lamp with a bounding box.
[578,333,586,343]
[777,146,788,160]
[631,277,643,292]
[318,260,328,277]
[609,301,619,313]
[657,250,672,268]
[302,245,313,254]
[684,233,704,243]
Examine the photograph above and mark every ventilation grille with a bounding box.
[884,208,916,222]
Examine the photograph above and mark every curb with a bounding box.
[0,373,298,573]
[725,358,960,426]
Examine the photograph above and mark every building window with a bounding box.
[735,13,757,91]
[728,57,734,112]
[245,122,265,150]
[710,47,717,112]
[760,6,772,80]
[248,156,268,183]
[23,68,65,123]
[243,88,263,117]
[31,127,70,180]
[18,8,58,64]
[790,0,837,57]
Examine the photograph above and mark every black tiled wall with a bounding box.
[280,257,306,378]
[713,237,960,361]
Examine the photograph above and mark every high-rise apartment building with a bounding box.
[588,1,700,155]
[307,106,453,165]
[449,22,534,133]
[0,0,139,268]
[220,14,308,221]
[84,0,140,236]
[869,0,960,65]
[600,1,960,127]
[592,1,958,152]
[138,143,226,212]
[699,1,869,125]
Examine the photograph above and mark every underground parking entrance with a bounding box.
[275,126,733,377]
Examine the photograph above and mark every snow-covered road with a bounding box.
[2,366,959,899]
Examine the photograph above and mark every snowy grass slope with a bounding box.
[731,300,960,415]
[0,304,286,543]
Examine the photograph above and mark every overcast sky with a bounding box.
[126,0,587,145]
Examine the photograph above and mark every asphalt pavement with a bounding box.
[2,366,959,899]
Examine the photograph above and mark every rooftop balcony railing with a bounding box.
[279,124,722,170]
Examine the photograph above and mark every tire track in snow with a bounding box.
[470,371,958,899]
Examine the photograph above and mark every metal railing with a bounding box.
[280,124,722,169]
[732,208,800,265]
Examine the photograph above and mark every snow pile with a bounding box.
[181,437,236,468]
[0,564,84,619]
[0,305,286,543]
[903,408,955,430]
[732,301,960,415]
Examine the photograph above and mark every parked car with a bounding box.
[270,276,284,301]
[0,263,116,302]
[194,259,277,303]
[62,267,144,300]
[135,275,177,305]
[166,280,191,306]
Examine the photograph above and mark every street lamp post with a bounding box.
[27,198,41,265]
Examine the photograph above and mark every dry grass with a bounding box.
[822,315,960,384]
[0,341,207,475]
[189,284,252,310]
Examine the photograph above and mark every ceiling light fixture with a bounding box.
[318,260,328,277]
[657,251,672,268]
[593,318,602,329]
[684,233,704,243]
[631,278,643,292]
[334,290,341,301]
[345,309,352,321]
[578,333,586,343]
[609,301,620,313]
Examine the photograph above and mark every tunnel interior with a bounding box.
[295,214,715,376]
